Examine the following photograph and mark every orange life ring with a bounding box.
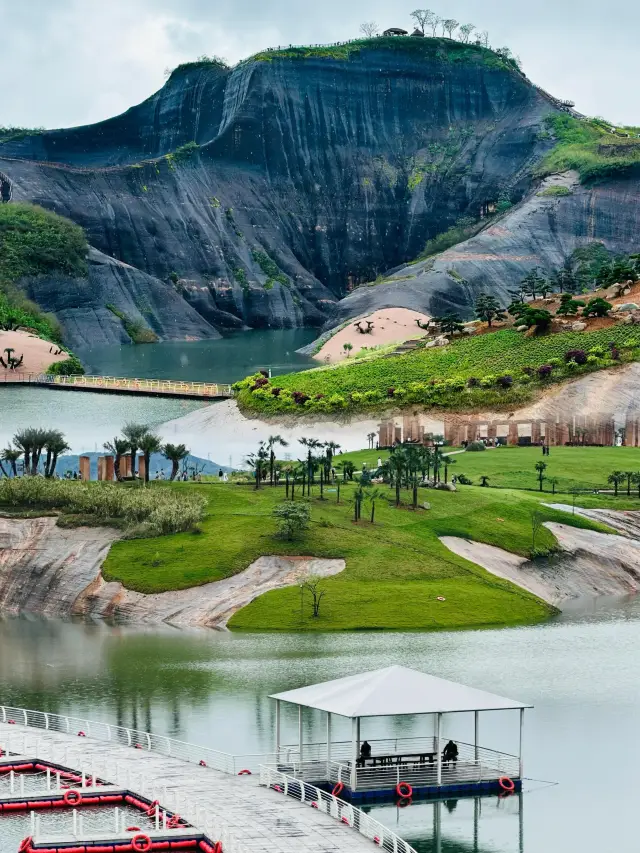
[499,776,515,793]
[238,769,252,775]
[19,838,33,852]
[332,781,344,797]
[63,789,82,806]
[396,781,412,799]
[131,834,152,852]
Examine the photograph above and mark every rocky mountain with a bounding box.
[1,36,626,347]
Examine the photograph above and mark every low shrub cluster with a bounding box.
[0,478,206,537]
[236,327,640,416]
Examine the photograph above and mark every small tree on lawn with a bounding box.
[301,574,326,618]
[364,486,386,523]
[273,501,310,540]
[608,470,625,496]
[480,475,490,487]
[162,443,189,482]
[474,294,506,327]
[547,477,560,495]
[535,461,547,491]
[623,470,634,496]
[343,342,353,357]
[246,442,269,489]
[267,434,289,486]
[531,510,544,553]
[631,472,640,499]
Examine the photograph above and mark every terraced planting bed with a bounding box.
[237,326,640,416]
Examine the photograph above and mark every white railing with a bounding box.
[0,728,239,852]
[0,705,278,774]
[260,765,417,853]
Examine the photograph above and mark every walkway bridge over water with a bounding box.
[0,706,413,853]
[0,373,234,401]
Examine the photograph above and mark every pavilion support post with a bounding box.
[298,706,303,771]
[275,700,281,760]
[350,718,358,792]
[518,708,524,778]
[474,710,479,762]
[356,718,361,755]
[518,790,524,853]
[434,798,442,853]
[326,713,332,775]
[435,712,442,786]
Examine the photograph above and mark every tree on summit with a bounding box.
[410,9,435,35]
[360,21,379,37]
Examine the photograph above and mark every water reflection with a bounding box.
[363,796,523,853]
[1,602,639,853]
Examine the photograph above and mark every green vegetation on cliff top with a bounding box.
[539,115,640,183]
[250,36,521,72]
[0,203,88,342]
[102,480,611,631]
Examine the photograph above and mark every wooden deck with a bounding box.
[0,373,234,400]
[0,723,374,853]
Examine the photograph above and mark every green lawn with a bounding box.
[442,445,640,493]
[102,481,613,632]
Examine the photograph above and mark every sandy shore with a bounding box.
[314,307,430,364]
[0,330,69,375]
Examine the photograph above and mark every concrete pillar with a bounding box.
[531,421,541,445]
[120,455,132,478]
[137,454,146,480]
[508,423,519,446]
[79,456,91,481]
[558,423,570,446]
[97,457,106,481]
[487,422,497,441]
[105,456,115,482]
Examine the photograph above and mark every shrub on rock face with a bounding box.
[271,387,282,396]
[292,391,309,405]
[496,374,513,389]
[583,297,612,318]
[387,387,396,397]
[565,349,587,365]
[251,376,270,391]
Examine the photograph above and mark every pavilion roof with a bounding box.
[270,665,531,718]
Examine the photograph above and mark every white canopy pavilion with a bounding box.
[270,665,531,798]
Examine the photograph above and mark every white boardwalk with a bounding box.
[0,722,373,853]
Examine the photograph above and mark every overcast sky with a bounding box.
[2,0,638,130]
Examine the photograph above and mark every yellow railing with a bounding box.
[0,372,234,398]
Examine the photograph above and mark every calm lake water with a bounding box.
[77,329,317,383]
[0,598,638,853]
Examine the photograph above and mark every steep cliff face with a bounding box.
[0,39,561,342]
[321,169,640,325]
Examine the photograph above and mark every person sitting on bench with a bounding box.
[442,740,458,765]
[360,741,372,762]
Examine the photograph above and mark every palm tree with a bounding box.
[337,460,355,482]
[12,430,33,474]
[138,431,163,483]
[104,437,131,481]
[608,470,625,496]
[443,454,456,485]
[387,448,408,507]
[43,430,70,478]
[367,432,376,450]
[122,423,148,478]
[163,443,189,481]
[630,472,640,499]
[14,427,49,475]
[1,447,22,477]
[300,437,323,485]
[246,442,269,489]
[547,477,560,495]
[623,470,634,497]
[365,486,387,523]
[267,435,288,486]
[535,461,547,491]
[324,441,341,480]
